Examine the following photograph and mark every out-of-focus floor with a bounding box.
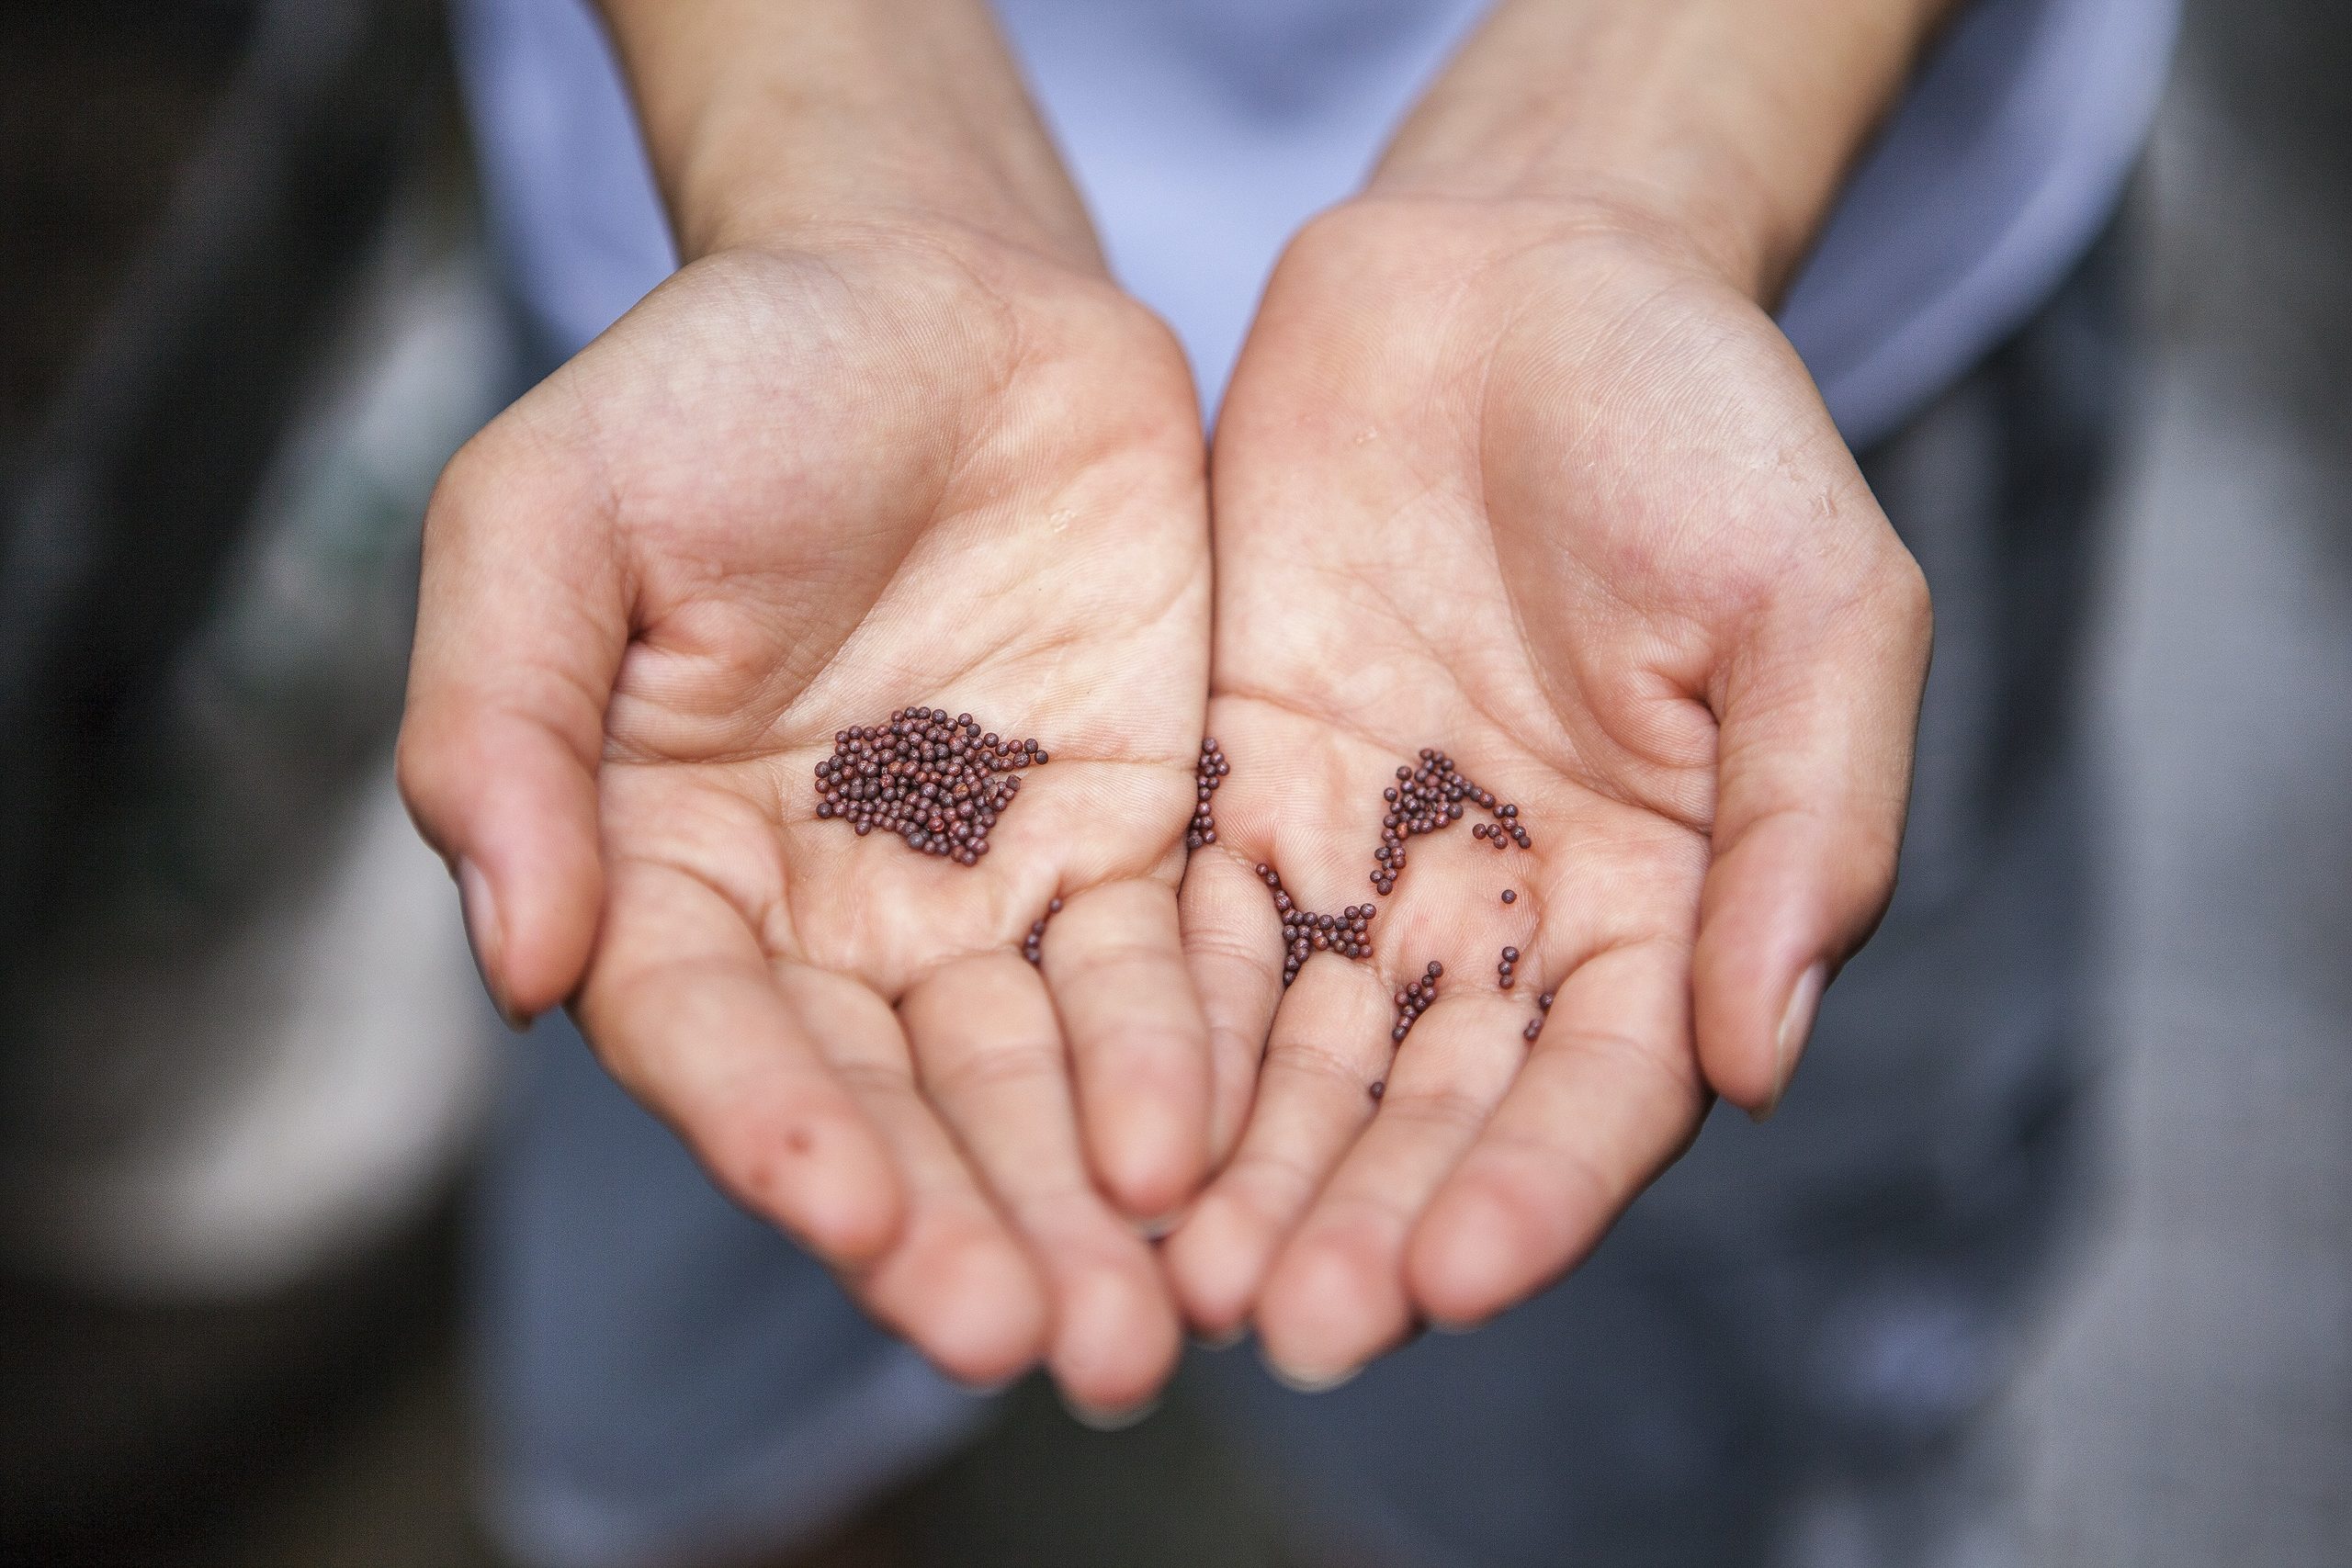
[111,6,2352,1565]
[1997,47,2352,1567]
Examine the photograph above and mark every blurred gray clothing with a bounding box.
[454,1,2165,1564]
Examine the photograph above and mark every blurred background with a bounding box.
[0,0,2343,1563]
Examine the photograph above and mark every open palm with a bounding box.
[400,230,1211,1412]
[1167,200,1931,1384]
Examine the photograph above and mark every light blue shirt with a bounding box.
[455,0,2177,447]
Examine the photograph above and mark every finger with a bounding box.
[1178,844,1287,1170]
[1160,956,1392,1341]
[775,964,1048,1389]
[901,953,1182,1416]
[1406,936,1706,1327]
[1041,877,1212,1225]
[1253,991,1529,1386]
[578,856,903,1266]
[1692,540,1932,1116]
[397,423,624,1024]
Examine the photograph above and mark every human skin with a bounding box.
[1165,0,1957,1387]
[397,0,1216,1416]
[402,0,1958,1416]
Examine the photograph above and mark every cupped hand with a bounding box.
[399,224,1211,1414]
[1166,198,1931,1385]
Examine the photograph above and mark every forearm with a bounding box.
[1374,0,1963,299]
[594,0,1096,265]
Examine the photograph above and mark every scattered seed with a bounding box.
[1523,1018,1542,1042]
[1259,863,1376,987]
[1368,1079,1386,1102]
[814,705,1046,864]
[1187,738,1230,849]
[1368,749,1529,896]
[1392,959,1444,1041]
[1500,888,1516,903]
[1538,992,1555,1010]
[1022,896,1064,966]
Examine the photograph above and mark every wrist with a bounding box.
[596,0,1101,270]
[1368,0,1960,301]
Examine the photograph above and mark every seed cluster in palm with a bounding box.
[812,706,1048,864]
[1235,742,1556,1055]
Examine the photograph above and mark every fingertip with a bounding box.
[1047,1256,1182,1416]
[1405,1179,1545,1331]
[405,717,605,1023]
[1087,1087,1209,1229]
[915,1230,1053,1391]
[1255,1240,1390,1391]
[718,1106,907,1269]
[1690,815,1850,1117]
[1161,1193,1270,1340]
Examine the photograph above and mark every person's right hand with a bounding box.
[397,220,1212,1417]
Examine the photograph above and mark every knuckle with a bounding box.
[925,1039,1065,1105]
[1264,1036,1372,1093]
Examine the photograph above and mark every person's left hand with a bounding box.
[1164,195,1931,1385]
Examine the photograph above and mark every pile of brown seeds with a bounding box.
[1370,750,1527,895]
[1391,961,1443,1042]
[1256,863,1376,987]
[812,706,1047,864]
[1188,739,1228,849]
[1223,743,1552,1057]
[1022,897,1063,966]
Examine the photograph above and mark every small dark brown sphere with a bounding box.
[1501,888,1516,904]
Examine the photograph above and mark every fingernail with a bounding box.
[948,1371,1024,1398]
[1756,962,1826,1122]
[1261,1348,1362,1395]
[1058,1388,1160,1431]
[458,859,532,1032]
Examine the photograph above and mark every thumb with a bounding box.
[397,424,625,1026]
[1690,531,1931,1117]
